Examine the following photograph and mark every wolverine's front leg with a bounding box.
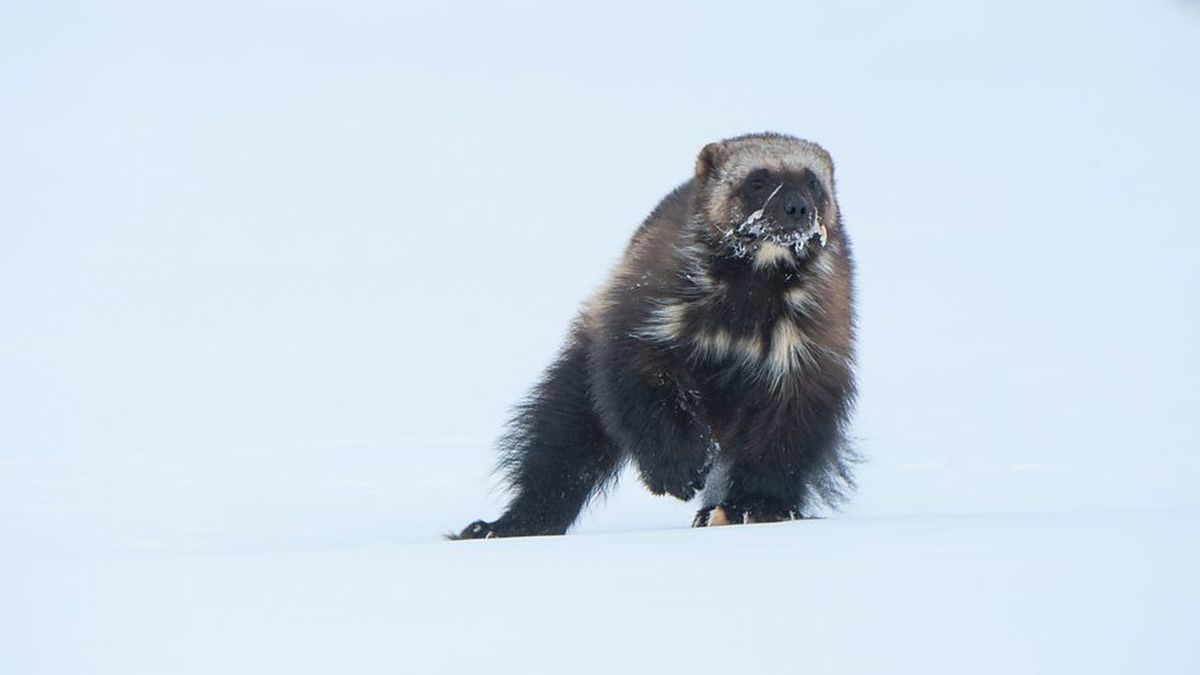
[590,335,713,501]
[692,502,804,527]
[692,455,811,527]
[694,407,847,527]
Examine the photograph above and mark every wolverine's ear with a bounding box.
[695,142,727,182]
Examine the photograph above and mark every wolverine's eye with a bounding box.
[745,170,770,193]
[808,177,819,190]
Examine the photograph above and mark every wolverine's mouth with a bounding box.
[725,183,828,254]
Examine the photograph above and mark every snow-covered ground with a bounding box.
[3,1,1199,673]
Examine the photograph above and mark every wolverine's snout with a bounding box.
[775,187,815,230]
[777,193,816,227]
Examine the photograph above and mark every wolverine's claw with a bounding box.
[448,520,494,540]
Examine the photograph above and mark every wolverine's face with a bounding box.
[693,134,839,259]
[729,166,829,249]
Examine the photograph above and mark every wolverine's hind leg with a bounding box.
[451,328,623,539]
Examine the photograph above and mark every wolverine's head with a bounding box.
[692,133,840,262]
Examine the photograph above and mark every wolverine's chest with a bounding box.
[641,271,827,384]
[687,297,822,387]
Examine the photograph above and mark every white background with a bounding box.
[3,1,1198,673]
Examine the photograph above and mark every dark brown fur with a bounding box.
[453,132,856,538]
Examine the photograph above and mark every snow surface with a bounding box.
[3,1,1199,673]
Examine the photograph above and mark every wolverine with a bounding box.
[453,132,856,539]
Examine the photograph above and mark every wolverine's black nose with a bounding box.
[784,199,809,219]
[775,191,813,227]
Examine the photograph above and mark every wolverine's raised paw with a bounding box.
[639,462,709,502]
[692,504,803,527]
[447,520,497,540]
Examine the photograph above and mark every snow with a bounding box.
[3,1,1199,673]
[5,438,1199,673]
